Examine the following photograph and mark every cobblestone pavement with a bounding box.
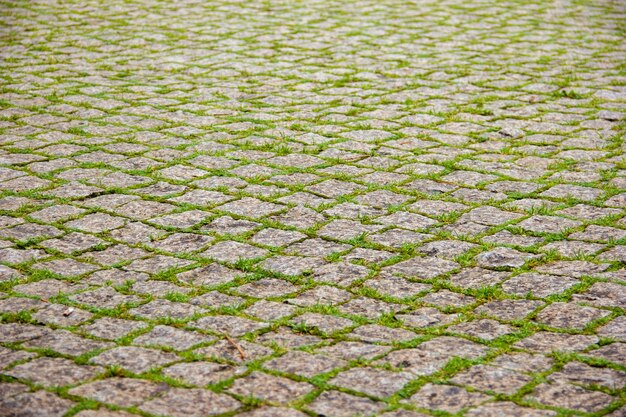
[0,0,625,416]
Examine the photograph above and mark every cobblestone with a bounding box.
[0,0,624,415]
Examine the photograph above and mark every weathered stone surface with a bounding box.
[1,1,625,414]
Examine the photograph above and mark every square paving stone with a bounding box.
[501,272,578,298]
[475,247,541,269]
[4,357,103,387]
[383,256,459,279]
[139,387,240,417]
[363,275,431,298]
[32,303,93,326]
[68,377,168,407]
[534,302,609,330]
[524,382,613,413]
[330,368,414,398]
[82,317,148,340]
[338,296,404,319]
[0,390,74,417]
[376,336,489,376]
[245,300,296,321]
[451,364,533,394]
[227,371,313,404]
[316,342,390,361]
[195,339,273,364]
[547,361,626,390]
[534,260,609,277]
[130,299,205,320]
[133,325,215,350]
[287,286,352,307]
[192,315,267,336]
[312,262,370,286]
[125,255,194,274]
[162,362,245,386]
[448,319,516,341]
[475,299,543,321]
[177,263,241,287]
[517,215,582,234]
[405,383,491,413]
[396,307,458,328]
[201,241,268,263]
[514,332,598,354]
[90,346,179,373]
[572,282,626,308]
[0,347,36,370]
[291,313,353,333]
[349,325,416,343]
[490,353,554,373]
[465,402,557,417]
[259,256,324,276]
[218,197,284,219]
[264,351,346,378]
[70,287,141,309]
[66,213,126,233]
[305,390,385,417]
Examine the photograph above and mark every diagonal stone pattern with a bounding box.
[0,0,625,416]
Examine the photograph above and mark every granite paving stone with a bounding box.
[0,0,624,414]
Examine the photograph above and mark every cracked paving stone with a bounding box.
[585,343,626,364]
[23,329,113,356]
[572,281,626,308]
[236,278,299,298]
[218,197,284,219]
[90,346,179,373]
[4,357,103,387]
[228,371,313,403]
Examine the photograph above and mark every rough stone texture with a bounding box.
[0,0,624,414]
